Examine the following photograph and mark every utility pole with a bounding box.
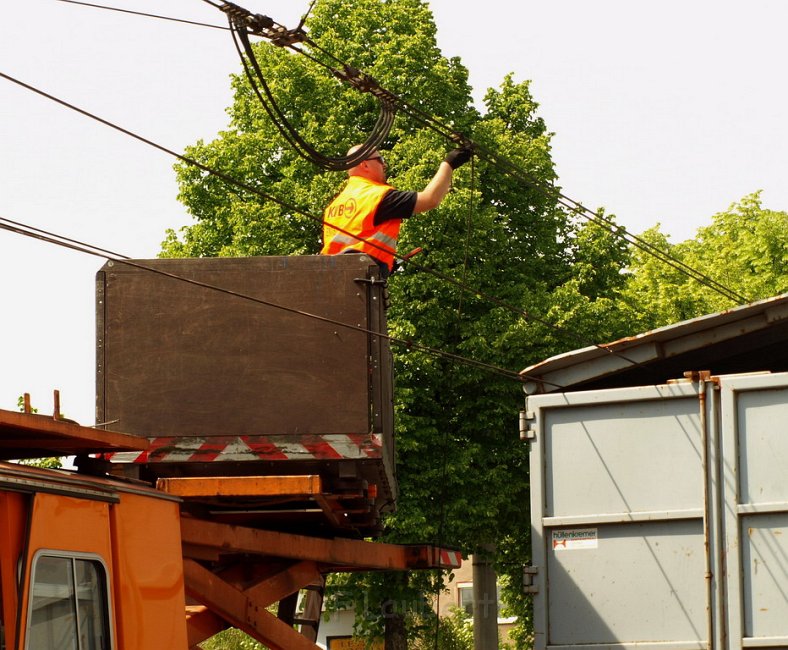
[473,544,498,649]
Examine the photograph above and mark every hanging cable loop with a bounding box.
[220,1,396,171]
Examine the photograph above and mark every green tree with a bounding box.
[411,608,474,650]
[164,1,632,646]
[199,628,263,650]
[620,192,788,328]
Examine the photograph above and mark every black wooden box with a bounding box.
[96,255,395,512]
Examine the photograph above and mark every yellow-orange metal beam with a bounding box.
[183,559,320,650]
[181,517,412,570]
[180,518,461,571]
[157,475,323,497]
[244,560,322,608]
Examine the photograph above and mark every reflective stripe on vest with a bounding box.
[321,176,402,269]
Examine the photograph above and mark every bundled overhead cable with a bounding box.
[220,1,396,170]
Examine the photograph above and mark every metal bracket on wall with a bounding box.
[523,566,539,594]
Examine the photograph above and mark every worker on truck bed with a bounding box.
[321,144,472,278]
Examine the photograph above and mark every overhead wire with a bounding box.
[0,68,437,295]
[296,0,318,29]
[0,68,649,375]
[462,141,751,305]
[55,0,230,31]
[0,215,537,385]
[356,83,750,304]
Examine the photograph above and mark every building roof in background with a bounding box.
[520,293,788,394]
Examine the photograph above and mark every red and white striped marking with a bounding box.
[438,549,463,569]
[105,433,383,464]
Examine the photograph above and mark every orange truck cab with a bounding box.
[0,407,187,650]
[0,459,188,650]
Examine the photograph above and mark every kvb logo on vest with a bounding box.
[327,198,357,219]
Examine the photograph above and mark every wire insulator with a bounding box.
[268,27,308,47]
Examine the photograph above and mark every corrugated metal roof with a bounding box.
[520,293,788,394]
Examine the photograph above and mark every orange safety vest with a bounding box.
[321,176,402,270]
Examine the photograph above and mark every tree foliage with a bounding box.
[198,628,263,650]
[620,192,788,329]
[164,0,635,645]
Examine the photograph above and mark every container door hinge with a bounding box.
[519,411,536,441]
[523,566,539,593]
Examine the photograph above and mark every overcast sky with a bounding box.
[1,0,786,425]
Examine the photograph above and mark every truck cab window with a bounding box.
[27,554,111,650]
